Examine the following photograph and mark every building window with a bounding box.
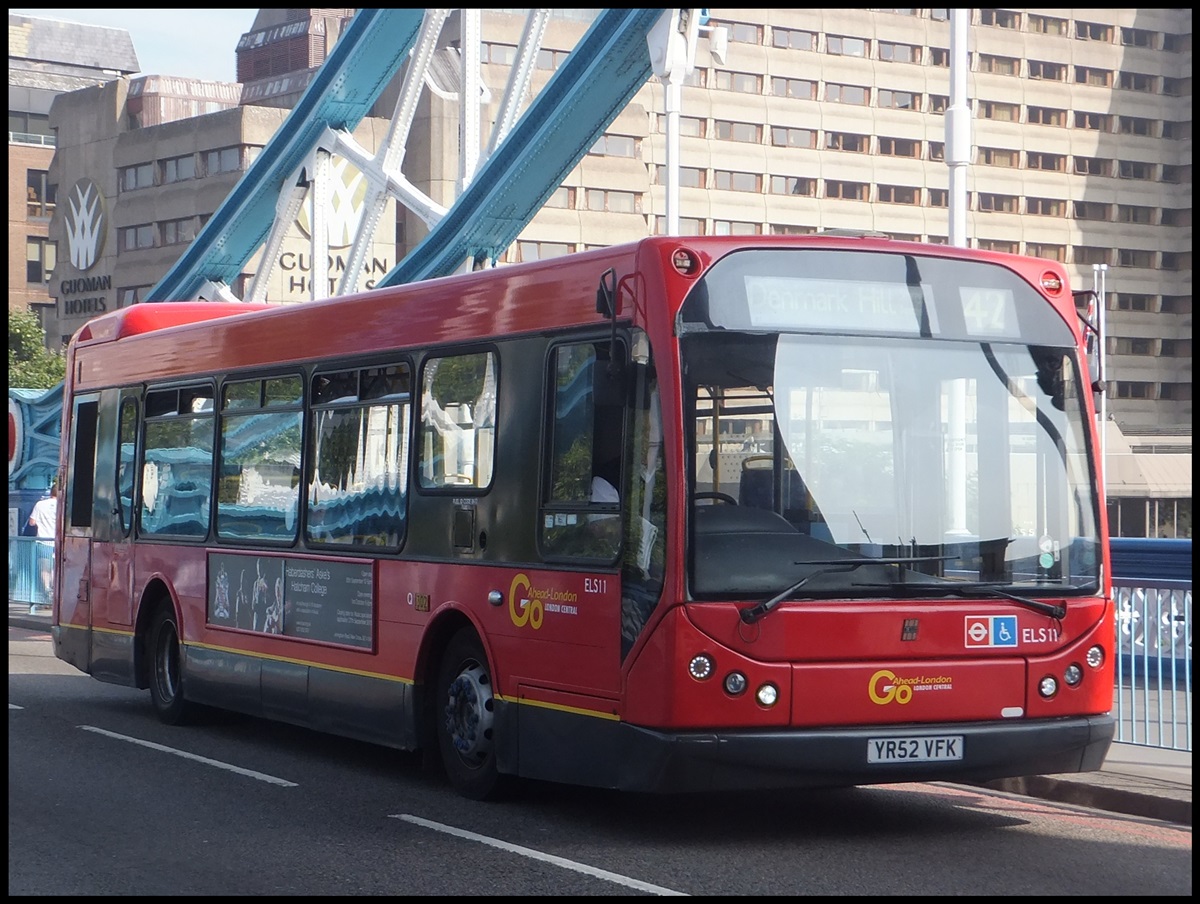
[1160,296,1192,314]
[482,42,516,65]
[161,154,196,184]
[1074,67,1113,88]
[1160,339,1191,357]
[161,218,198,246]
[1073,247,1111,266]
[1161,121,1188,140]
[877,89,919,111]
[1027,60,1066,81]
[120,162,154,191]
[1025,243,1066,262]
[978,147,1019,167]
[1119,72,1156,93]
[928,141,945,161]
[772,27,815,51]
[976,239,1018,253]
[1026,152,1065,172]
[979,9,1019,28]
[651,166,704,189]
[1160,208,1189,227]
[1161,165,1182,184]
[204,147,241,175]
[1115,338,1155,356]
[119,224,156,251]
[722,21,762,45]
[929,48,949,67]
[1159,383,1191,402]
[1120,27,1156,48]
[826,132,869,153]
[588,134,637,157]
[1160,252,1185,271]
[977,193,1018,213]
[1074,156,1112,177]
[585,189,638,213]
[768,175,816,197]
[977,101,1018,122]
[825,180,868,201]
[1117,294,1153,312]
[824,83,869,105]
[770,223,818,236]
[714,120,762,143]
[1118,247,1156,267]
[515,241,573,262]
[1162,34,1184,52]
[713,171,761,193]
[1118,116,1155,137]
[1118,160,1154,180]
[877,185,920,205]
[878,137,920,158]
[771,77,816,100]
[878,41,920,63]
[26,170,56,217]
[1028,106,1066,126]
[1028,14,1068,36]
[1073,201,1110,221]
[543,186,575,208]
[534,47,571,70]
[770,126,816,149]
[714,71,762,94]
[978,54,1019,75]
[26,238,56,283]
[1113,382,1153,400]
[650,216,705,236]
[826,35,868,57]
[1026,198,1065,217]
[928,189,948,207]
[1074,111,1111,131]
[929,94,948,114]
[1075,21,1113,43]
[713,220,761,235]
[1117,206,1155,225]
[117,286,150,307]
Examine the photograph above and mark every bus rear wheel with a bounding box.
[435,628,505,800]
[148,605,191,725]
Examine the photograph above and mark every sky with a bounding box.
[12,8,260,83]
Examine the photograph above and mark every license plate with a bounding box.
[867,735,963,763]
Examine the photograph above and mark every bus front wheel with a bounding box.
[148,605,191,725]
[435,628,505,800]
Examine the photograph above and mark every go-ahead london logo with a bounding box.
[63,178,107,271]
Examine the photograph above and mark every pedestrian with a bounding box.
[27,477,59,610]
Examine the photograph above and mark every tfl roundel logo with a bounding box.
[964,615,1018,648]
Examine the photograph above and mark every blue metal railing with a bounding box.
[9,534,1192,750]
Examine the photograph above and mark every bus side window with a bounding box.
[540,339,623,561]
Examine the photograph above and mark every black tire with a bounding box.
[147,605,192,725]
[435,627,506,800]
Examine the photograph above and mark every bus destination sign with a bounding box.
[744,275,926,333]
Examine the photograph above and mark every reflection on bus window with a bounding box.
[419,351,497,490]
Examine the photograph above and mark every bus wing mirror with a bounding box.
[596,267,617,317]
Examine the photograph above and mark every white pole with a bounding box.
[947,9,970,248]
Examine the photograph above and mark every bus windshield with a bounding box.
[681,249,1101,600]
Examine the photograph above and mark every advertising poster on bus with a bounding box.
[208,552,374,649]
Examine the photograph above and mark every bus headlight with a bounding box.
[1038,675,1059,698]
[688,654,714,680]
[1064,663,1083,687]
[723,671,748,696]
[756,683,779,707]
[1086,645,1104,669]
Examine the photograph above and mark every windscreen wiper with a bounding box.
[858,579,1067,619]
[740,556,950,624]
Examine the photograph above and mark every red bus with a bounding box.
[53,235,1115,799]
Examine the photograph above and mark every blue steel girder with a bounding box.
[148,8,672,300]
[379,8,666,286]
[148,9,426,302]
